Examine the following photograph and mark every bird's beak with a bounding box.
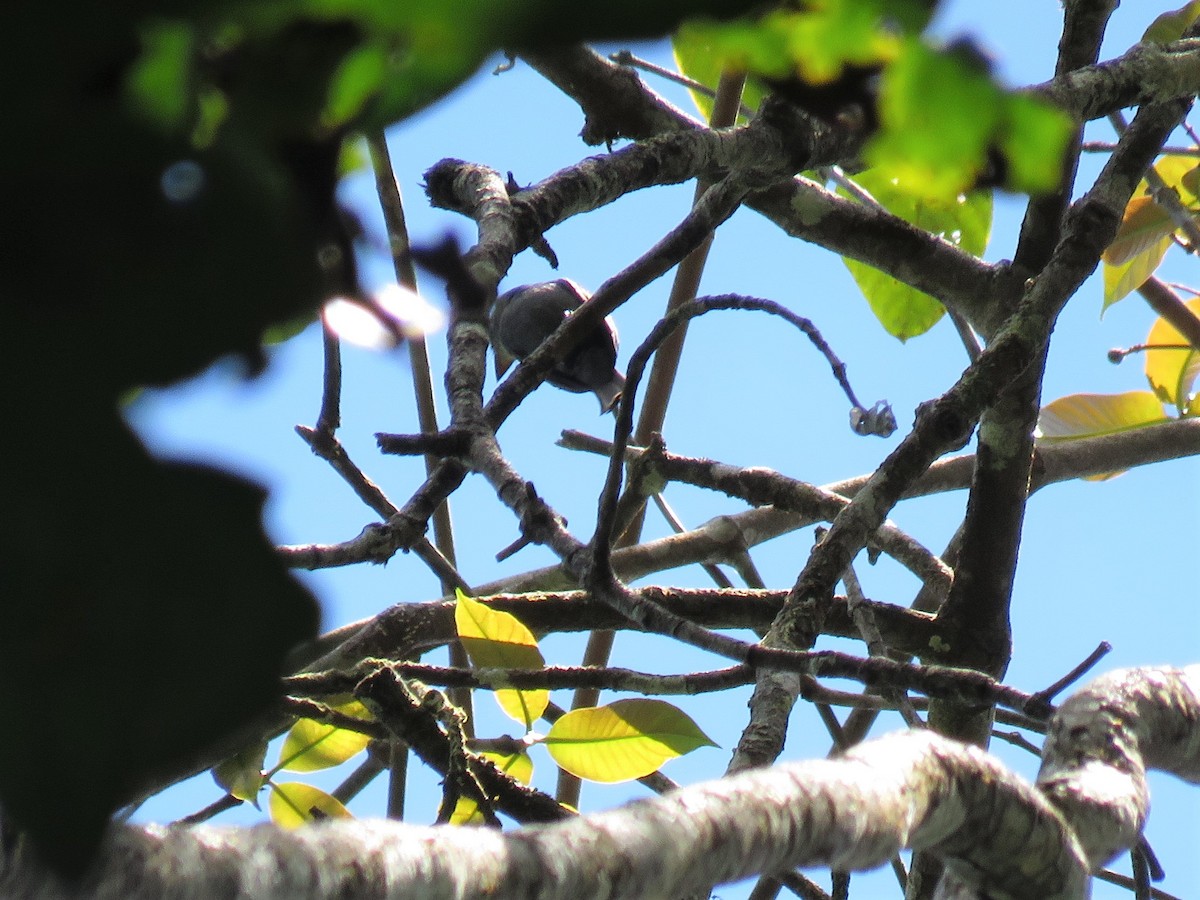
[595,375,625,415]
[494,345,516,379]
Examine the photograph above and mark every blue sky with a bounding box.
[128,3,1198,897]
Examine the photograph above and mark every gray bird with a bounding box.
[490,279,625,414]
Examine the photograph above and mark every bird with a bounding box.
[489,279,625,414]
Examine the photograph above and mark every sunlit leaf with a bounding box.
[996,91,1074,195]
[1102,235,1173,311]
[545,699,716,783]
[449,750,534,824]
[868,42,999,197]
[1143,1,1200,43]
[868,40,1069,197]
[278,700,373,772]
[1153,153,1200,204]
[213,740,268,804]
[671,5,897,88]
[1037,391,1171,479]
[671,27,765,122]
[455,590,548,729]
[1145,297,1200,413]
[1102,154,1200,309]
[1038,392,1169,440]
[1104,196,1178,266]
[839,170,992,340]
[268,782,353,828]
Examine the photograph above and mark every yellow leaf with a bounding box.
[1102,153,1200,310]
[1102,235,1172,311]
[544,699,716,783]
[1037,391,1170,480]
[1145,297,1200,413]
[278,700,373,772]
[1103,196,1176,266]
[455,589,548,728]
[268,782,353,828]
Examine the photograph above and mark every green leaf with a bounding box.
[997,92,1075,195]
[1145,297,1200,413]
[268,782,353,828]
[1143,1,1200,43]
[278,700,373,772]
[672,1,907,98]
[124,21,195,131]
[262,313,318,346]
[455,590,548,729]
[1037,391,1171,480]
[671,25,765,123]
[545,699,716,783]
[213,741,268,804]
[867,41,1070,198]
[323,43,390,127]
[867,42,998,197]
[839,169,992,340]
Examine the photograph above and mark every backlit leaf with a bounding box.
[1038,392,1169,439]
[213,740,268,804]
[840,169,992,340]
[1037,391,1171,481]
[278,700,373,772]
[455,590,548,729]
[1102,236,1173,311]
[1145,297,1200,413]
[268,782,353,828]
[1102,154,1200,309]
[545,699,716,783]
[1103,196,1178,266]
[671,26,765,122]
[1143,1,1200,43]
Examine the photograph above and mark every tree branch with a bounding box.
[12,666,1197,900]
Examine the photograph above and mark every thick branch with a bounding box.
[0,730,1089,900]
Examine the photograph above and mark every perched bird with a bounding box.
[489,279,625,414]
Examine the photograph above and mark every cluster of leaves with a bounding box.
[674,0,1072,200]
[1039,155,1200,467]
[255,591,714,827]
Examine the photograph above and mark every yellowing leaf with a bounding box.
[1104,196,1178,266]
[1102,235,1173,311]
[1038,392,1170,480]
[1145,297,1200,413]
[449,750,534,825]
[1038,392,1169,439]
[212,740,267,804]
[1149,153,1200,203]
[839,169,991,340]
[268,782,353,828]
[1102,154,1200,309]
[455,590,548,728]
[544,699,716,783]
[278,700,373,772]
